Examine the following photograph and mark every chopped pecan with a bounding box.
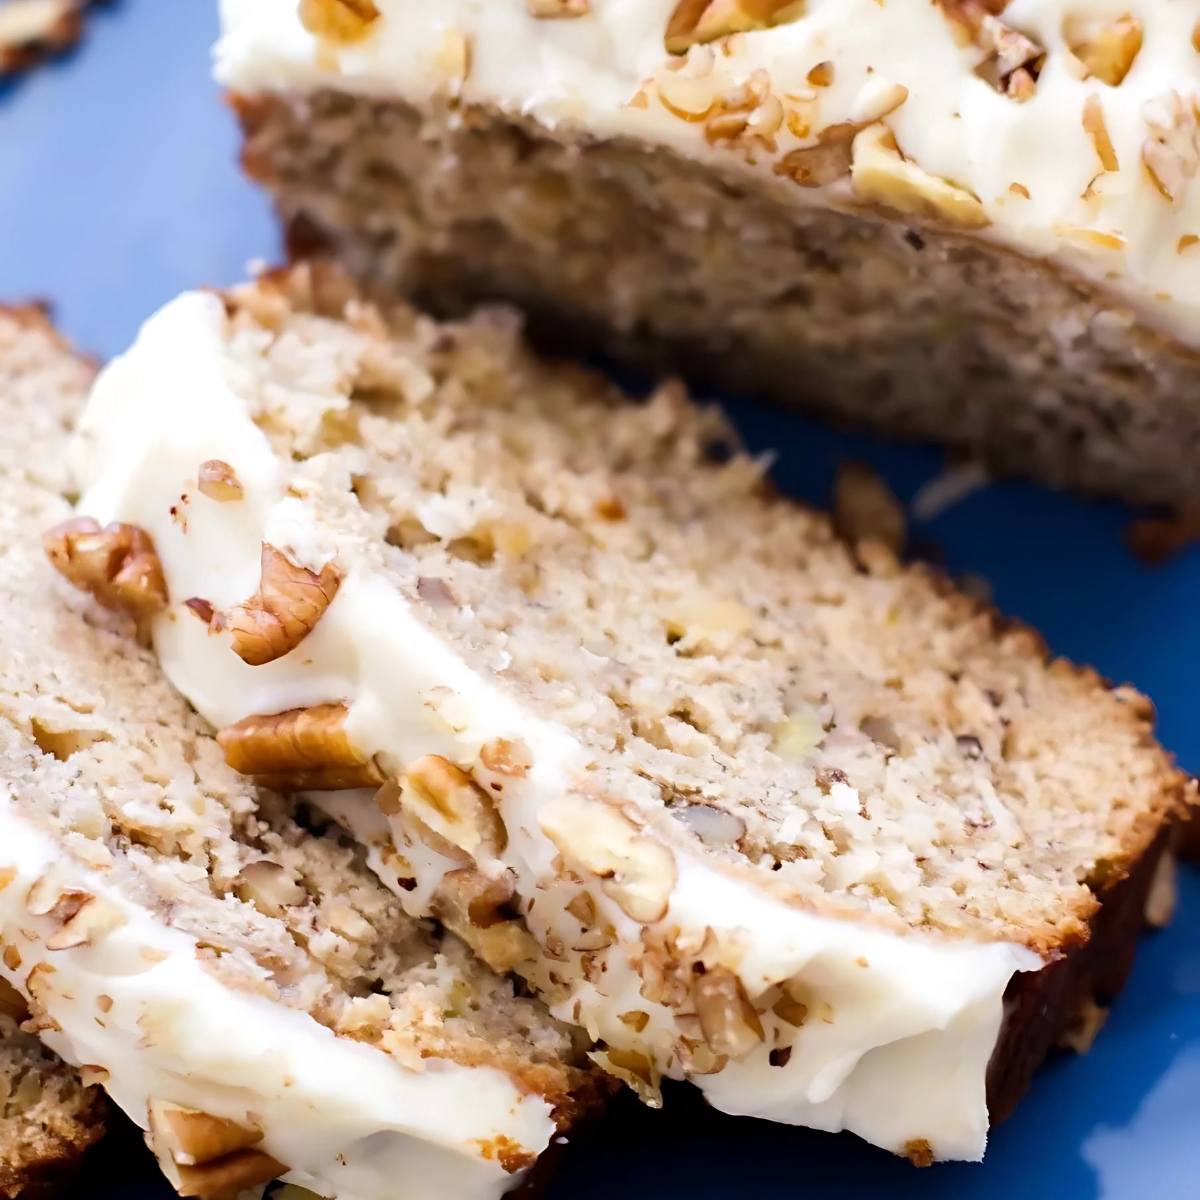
[403,755,508,857]
[298,0,380,43]
[851,123,989,228]
[196,460,244,502]
[217,703,383,791]
[525,0,589,15]
[1067,13,1142,86]
[540,796,676,924]
[220,544,341,666]
[692,966,764,1060]
[147,1100,285,1200]
[432,870,538,973]
[44,517,167,618]
[665,0,805,54]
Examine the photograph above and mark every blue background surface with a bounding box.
[1,4,1197,1198]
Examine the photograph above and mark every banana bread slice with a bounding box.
[64,263,1193,1164]
[0,995,105,1199]
[0,303,598,1200]
[220,0,1200,507]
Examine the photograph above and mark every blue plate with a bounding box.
[2,4,1198,1198]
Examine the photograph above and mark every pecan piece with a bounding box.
[217,703,383,791]
[525,0,589,15]
[665,0,805,54]
[44,517,167,618]
[432,869,538,973]
[851,123,989,229]
[540,796,676,924]
[692,966,764,1060]
[298,0,380,43]
[403,755,508,857]
[196,460,244,502]
[220,544,341,666]
[147,1100,285,1200]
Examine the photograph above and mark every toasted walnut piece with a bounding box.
[403,755,508,857]
[851,123,990,229]
[432,872,538,974]
[540,796,676,924]
[1067,13,1142,86]
[692,966,765,1060]
[217,703,384,791]
[196,460,244,502]
[479,738,532,778]
[665,0,806,53]
[773,122,857,187]
[220,543,341,667]
[1082,94,1120,172]
[0,977,27,1022]
[588,1048,663,1107]
[46,894,125,951]
[833,461,906,553]
[44,517,168,618]
[298,0,380,43]
[234,861,304,918]
[525,0,589,14]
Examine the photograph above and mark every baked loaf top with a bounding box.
[218,0,1200,349]
[67,264,1188,1162]
[0,306,593,1200]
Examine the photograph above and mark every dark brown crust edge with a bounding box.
[986,824,1172,1128]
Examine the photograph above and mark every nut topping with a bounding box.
[196,460,244,503]
[692,966,765,1060]
[1066,13,1142,86]
[432,870,538,973]
[217,703,384,791]
[1141,91,1199,205]
[45,894,125,951]
[851,123,989,229]
[1082,95,1119,172]
[540,796,676,924]
[148,1100,285,1200]
[588,1047,662,1107]
[773,123,858,188]
[479,738,532,779]
[665,0,805,54]
[298,0,380,43]
[402,755,508,858]
[220,544,341,667]
[44,517,167,618]
[525,0,589,15]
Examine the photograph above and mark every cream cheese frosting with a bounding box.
[71,289,1042,1163]
[0,788,555,1200]
[214,0,1200,349]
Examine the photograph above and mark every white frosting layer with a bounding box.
[0,790,554,1200]
[72,290,1042,1162]
[215,0,1200,349]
